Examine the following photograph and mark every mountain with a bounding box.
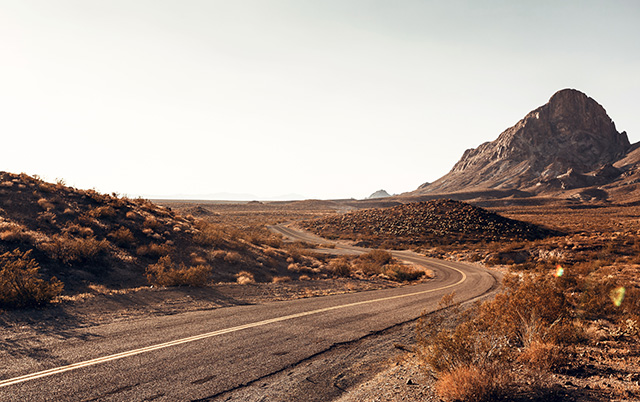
[411,89,635,201]
[368,189,391,199]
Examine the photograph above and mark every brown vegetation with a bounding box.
[0,172,349,307]
[0,249,63,308]
[416,201,640,401]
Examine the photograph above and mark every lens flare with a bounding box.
[554,265,564,277]
[610,286,626,307]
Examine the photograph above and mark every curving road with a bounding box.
[0,226,497,401]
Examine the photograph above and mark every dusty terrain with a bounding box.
[3,184,640,401]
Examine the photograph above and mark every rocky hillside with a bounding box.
[412,89,636,201]
[0,172,320,300]
[300,199,558,248]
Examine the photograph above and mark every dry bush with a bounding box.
[89,205,116,219]
[39,234,109,265]
[37,198,55,211]
[418,273,576,401]
[236,271,255,285]
[62,223,94,238]
[125,211,139,220]
[143,216,161,230]
[383,264,425,282]
[108,227,136,247]
[359,249,393,266]
[272,276,291,283]
[136,243,172,258]
[0,249,63,308]
[223,251,242,264]
[194,224,227,247]
[0,225,35,244]
[329,257,352,277]
[517,340,562,371]
[435,364,513,402]
[145,256,212,287]
[36,211,57,226]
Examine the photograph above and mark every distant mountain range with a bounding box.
[407,89,640,203]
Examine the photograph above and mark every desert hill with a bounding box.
[410,89,638,202]
[299,199,559,248]
[0,172,322,304]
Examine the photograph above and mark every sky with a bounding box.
[1,1,639,200]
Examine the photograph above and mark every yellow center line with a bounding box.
[0,259,466,388]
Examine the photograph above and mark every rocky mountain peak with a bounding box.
[416,89,631,195]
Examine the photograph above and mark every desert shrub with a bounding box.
[108,227,136,247]
[223,251,242,264]
[435,364,513,402]
[0,224,35,244]
[329,257,352,277]
[62,223,94,238]
[236,271,255,285]
[37,198,55,211]
[145,256,211,287]
[517,340,562,371]
[36,211,57,226]
[143,216,161,230]
[383,264,425,282]
[89,205,116,219]
[359,249,393,266]
[272,276,291,283]
[39,234,109,265]
[418,273,576,401]
[136,243,172,258]
[0,249,64,308]
[194,224,226,247]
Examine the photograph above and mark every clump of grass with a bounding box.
[145,256,212,287]
[0,249,64,308]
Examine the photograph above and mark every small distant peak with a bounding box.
[368,189,391,199]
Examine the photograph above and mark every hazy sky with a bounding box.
[1,1,638,200]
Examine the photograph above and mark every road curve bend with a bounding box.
[0,226,497,402]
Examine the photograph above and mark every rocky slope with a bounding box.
[411,89,636,201]
[300,199,558,248]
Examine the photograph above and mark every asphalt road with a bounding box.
[0,226,497,401]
